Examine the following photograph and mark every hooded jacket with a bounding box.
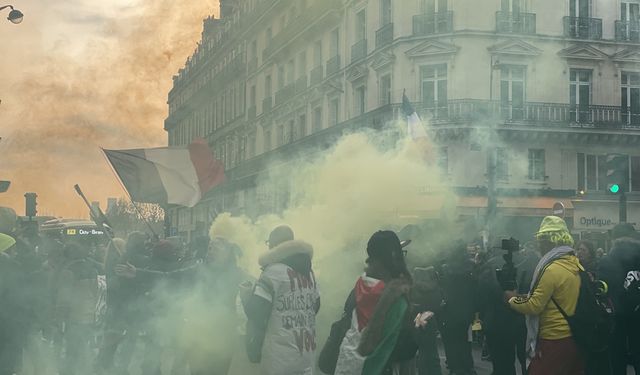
[509,255,581,340]
[247,240,319,375]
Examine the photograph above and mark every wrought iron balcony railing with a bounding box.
[496,11,536,34]
[326,55,341,76]
[413,11,454,36]
[375,23,394,48]
[563,16,602,40]
[310,65,323,86]
[416,99,640,129]
[351,39,367,63]
[615,20,640,42]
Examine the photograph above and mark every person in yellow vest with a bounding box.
[505,216,584,375]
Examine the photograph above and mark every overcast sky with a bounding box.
[0,0,217,217]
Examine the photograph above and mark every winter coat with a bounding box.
[246,240,320,375]
[440,254,477,326]
[598,237,640,316]
[56,258,99,325]
[509,255,581,340]
[334,275,411,375]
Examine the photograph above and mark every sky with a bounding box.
[0,0,218,217]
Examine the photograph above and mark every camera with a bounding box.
[495,238,520,291]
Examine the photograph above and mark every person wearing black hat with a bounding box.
[334,230,414,375]
[599,223,640,375]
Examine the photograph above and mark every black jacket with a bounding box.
[599,238,640,315]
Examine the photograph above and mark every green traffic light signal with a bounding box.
[609,184,620,194]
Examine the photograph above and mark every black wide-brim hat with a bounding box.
[367,230,410,259]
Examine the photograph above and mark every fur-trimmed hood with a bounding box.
[358,276,412,356]
[259,240,313,275]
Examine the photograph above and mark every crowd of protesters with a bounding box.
[1,204,640,375]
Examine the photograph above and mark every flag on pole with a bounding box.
[103,139,224,208]
[402,91,427,140]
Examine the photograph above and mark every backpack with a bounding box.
[552,270,614,354]
[318,289,356,374]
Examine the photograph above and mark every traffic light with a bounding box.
[605,154,629,194]
[24,192,37,217]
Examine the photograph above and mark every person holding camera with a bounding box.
[505,216,584,375]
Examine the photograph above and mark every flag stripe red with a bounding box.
[188,139,225,196]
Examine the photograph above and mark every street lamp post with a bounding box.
[0,5,23,24]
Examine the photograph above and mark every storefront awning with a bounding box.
[456,196,574,217]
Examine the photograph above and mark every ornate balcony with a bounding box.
[375,23,394,48]
[496,12,536,34]
[563,16,602,40]
[615,20,640,42]
[416,99,640,129]
[351,39,367,63]
[413,11,454,36]
[326,55,341,76]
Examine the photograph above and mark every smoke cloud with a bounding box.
[208,123,457,360]
[0,0,218,217]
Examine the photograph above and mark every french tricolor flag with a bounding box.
[103,139,224,208]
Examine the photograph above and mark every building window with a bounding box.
[287,60,295,85]
[250,85,256,108]
[313,41,322,67]
[265,27,273,44]
[422,0,448,13]
[579,153,635,192]
[570,69,592,122]
[330,28,340,58]
[421,64,447,113]
[250,40,258,61]
[329,98,340,126]
[496,148,509,180]
[356,9,366,41]
[355,86,366,115]
[287,120,295,143]
[621,72,640,125]
[264,129,272,151]
[381,0,392,25]
[277,125,284,147]
[501,0,524,12]
[528,149,545,180]
[313,107,323,132]
[265,75,272,97]
[632,156,640,191]
[569,0,590,18]
[438,147,448,174]
[379,74,391,106]
[298,51,307,78]
[249,134,256,158]
[500,65,525,119]
[298,114,307,138]
[278,65,285,89]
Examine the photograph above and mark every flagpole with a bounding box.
[100,148,160,239]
